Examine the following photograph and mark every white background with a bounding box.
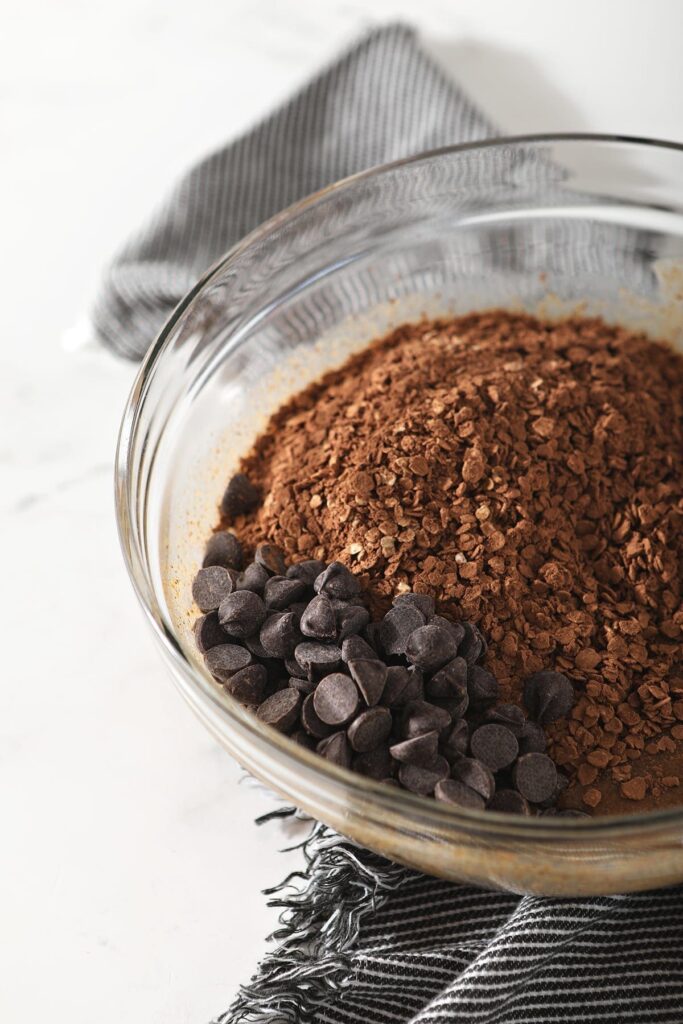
[2,2,683,1022]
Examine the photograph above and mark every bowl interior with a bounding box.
[118,136,683,894]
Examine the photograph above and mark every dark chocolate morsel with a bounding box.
[203,530,244,571]
[380,604,426,656]
[335,604,370,640]
[485,703,527,737]
[380,666,411,707]
[523,671,574,725]
[487,789,531,815]
[466,665,499,707]
[256,688,302,732]
[221,473,260,518]
[286,559,327,584]
[288,675,316,696]
[398,757,449,795]
[313,673,360,726]
[451,756,495,801]
[405,624,459,672]
[347,707,393,752]
[512,752,558,804]
[193,612,228,653]
[301,693,333,739]
[236,562,270,595]
[317,731,352,768]
[392,592,436,619]
[224,663,267,704]
[294,641,342,675]
[218,590,267,638]
[430,615,466,649]
[300,594,337,641]
[518,720,547,755]
[441,719,470,761]
[347,659,387,706]
[259,611,301,658]
[341,634,380,664]
[255,543,287,576]
[434,779,486,810]
[314,561,361,600]
[459,621,487,665]
[353,745,394,780]
[390,730,439,767]
[470,723,519,772]
[263,575,308,610]
[192,565,238,612]
[204,644,253,682]
[425,656,468,702]
[402,700,451,739]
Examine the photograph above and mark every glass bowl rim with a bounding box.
[116,132,683,839]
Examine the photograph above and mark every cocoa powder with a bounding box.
[224,312,683,814]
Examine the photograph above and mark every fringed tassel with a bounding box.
[216,817,408,1023]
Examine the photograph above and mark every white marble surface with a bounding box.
[2,1,683,1021]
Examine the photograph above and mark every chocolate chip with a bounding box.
[523,671,574,724]
[236,562,270,595]
[294,642,342,676]
[362,621,385,656]
[285,655,307,679]
[259,611,301,658]
[402,666,424,703]
[487,789,531,815]
[335,604,370,640]
[193,612,228,653]
[353,745,394,780]
[263,575,308,610]
[255,543,287,576]
[441,719,470,761]
[341,635,379,664]
[292,729,316,750]
[192,565,238,612]
[317,731,352,768]
[244,633,271,658]
[347,707,393,752]
[301,692,333,738]
[470,723,519,771]
[204,644,253,682]
[405,624,459,672]
[390,730,439,766]
[398,757,449,795]
[451,757,495,801]
[314,561,361,600]
[257,688,302,732]
[459,621,487,665]
[425,657,468,701]
[518,720,547,755]
[218,590,267,638]
[380,666,411,707]
[313,673,360,725]
[434,779,486,810]
[430,615,466,650]
[347,659,387,706]
[300,595,337,640]
[221,473,260,518]
[392,592,435,618]
[380,605,426,656]
[513,752,558,804]
[224,663,267,704]
[485,703,527,737]
[288,675,316,696]
[466,665,499,707]
[202,530,244,571]
[286,559,327,584]
[402,700,451,739]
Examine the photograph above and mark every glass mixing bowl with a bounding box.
[116,135,683,895]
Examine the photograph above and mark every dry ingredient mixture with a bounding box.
[223,312,683,815]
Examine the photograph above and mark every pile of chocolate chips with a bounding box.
[192,529,582,816]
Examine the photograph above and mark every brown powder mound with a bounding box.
[227,311,683,814]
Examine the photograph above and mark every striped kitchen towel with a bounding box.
[219,814,683,1023]
[94,23,683,1024]
[93,23,492,358]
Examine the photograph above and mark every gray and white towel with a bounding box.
[95,23,683,1024]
